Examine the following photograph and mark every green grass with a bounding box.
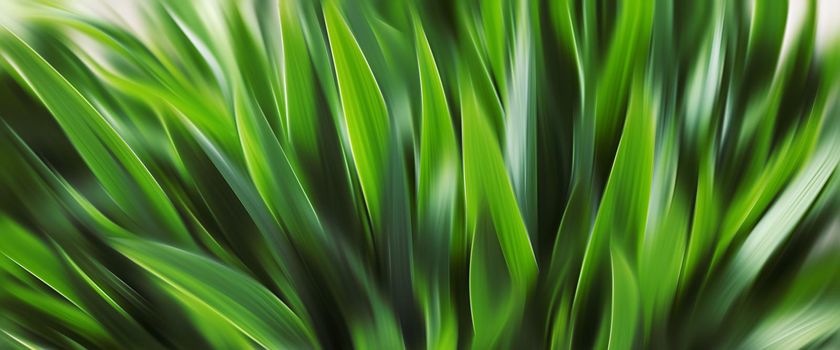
[0,0,839,348]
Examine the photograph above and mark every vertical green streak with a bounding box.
[594,0,654,154]
[571,78,654,347]
[607,246,639,350]
[414,12,459,350]
[462,72,537,348]
[281,0,318,158]
[324,1,390,229]
[482,0,508,99]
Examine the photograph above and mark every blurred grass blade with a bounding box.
[112,238,319,349]
[462,72,537,348]
[281,0,318,157]
[0,217,81,307]
[235,82,325,242]
[740,304,840,349]
[710,135,840,320]
[0,29,192,248]
[607,246,639,350]
[594,0,653,155]
[413,12,459,350]
[324,1,390,229]
[1,0,840,347]
[505,0,537,235]
[571,77,654,347]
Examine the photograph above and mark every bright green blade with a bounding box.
[324,1,390,230]
[0,29,192,248]
[112,238,319,349]
[462,71,537,348]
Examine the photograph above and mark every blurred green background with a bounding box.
[1,0,839,348]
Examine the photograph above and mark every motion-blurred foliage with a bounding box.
[1,0,839,348]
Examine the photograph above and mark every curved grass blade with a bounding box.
[593,0,653,155]
[639,196,687,337]
[708,135,840,321]
[324,1,389,229]
[0,217,81,308]
[462,72,537,348]
[234,83,325,244]
[413,12,459,350]
[0,28,193,248]
[571,77,654,347]
[607,246,639,350]
[2,283,111,348]
[111,238,319,349]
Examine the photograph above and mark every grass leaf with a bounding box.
[112,238,319,349]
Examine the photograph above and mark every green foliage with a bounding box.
[1,0,839,348]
